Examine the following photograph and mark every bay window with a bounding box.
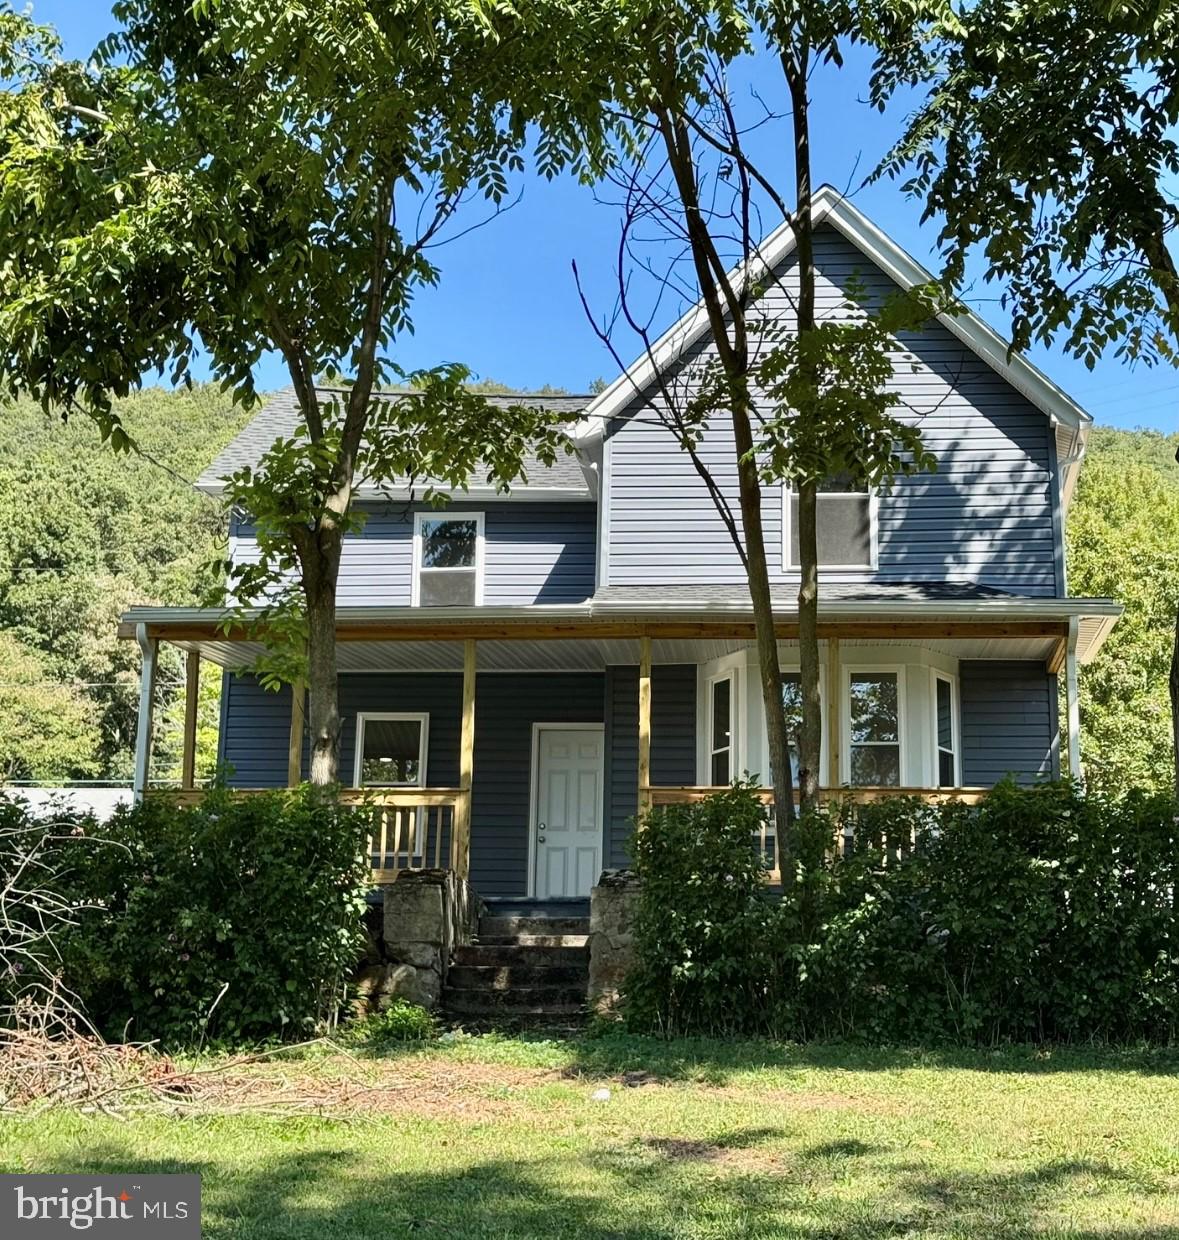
[847,670,901,786]
[933,672,960,788]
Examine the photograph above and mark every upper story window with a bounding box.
[933,672,960,788]
[784,473,874,569]
[412,512,484,606]
[846,670,901,786]
[354,712,429,787]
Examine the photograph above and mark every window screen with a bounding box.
[787,474,872,567]
[358,717,425,786]
[417,517,478,606]
[848,672,900,785]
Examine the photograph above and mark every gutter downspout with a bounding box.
[1065,616,1082,781]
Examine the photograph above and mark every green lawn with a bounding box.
[3,1034,1179,1238]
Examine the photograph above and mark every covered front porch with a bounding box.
[119,598,1117,891]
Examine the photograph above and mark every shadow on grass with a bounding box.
[67,1135,1176,1240]
[348,1028,1179,1086]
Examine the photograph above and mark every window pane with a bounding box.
[360,718,422,785]
[419,569,476,606]
[788,494,871,566]
[849,745,900,786]
[711,750,731,785]
[849,673,899,743]
[938,749,956,787]
[781,673,803,783]
[936,678,953,750]
[420,518,477,568]
[711,679,731,752]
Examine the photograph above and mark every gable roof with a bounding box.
[574,185,1093,505]
[196,386,596,498]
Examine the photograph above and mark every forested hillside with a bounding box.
[0,386,1174,791]
[0,387,252,783]
[1068,426,1179,792]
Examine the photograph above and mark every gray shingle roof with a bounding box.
[197,386,595,493]
[592,582,1023,606]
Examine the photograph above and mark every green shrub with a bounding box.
[626,780,1179,1045]
[625,782,779,1036]
[61,786,370,1046]
[342,1000,437,1046]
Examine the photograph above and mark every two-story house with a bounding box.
[121,188,1121,908]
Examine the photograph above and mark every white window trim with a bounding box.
[931,669,962,788]
[781,484,879,572]
[842,664,906,786]
[353,712,430,788]
[706,672,736,786]
[411,511,485,607]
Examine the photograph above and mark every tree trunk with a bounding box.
[786,45,823,815]
[1171,602,1179,801]
[303,528,344,786]
[732,388,797,856]
[796,478,822,811]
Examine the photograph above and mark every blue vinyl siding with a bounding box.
[605,225,1061,596]
[231,500,596,605]
[960,660,1060,784]
[220,671,605,896]
[603,665,698,869]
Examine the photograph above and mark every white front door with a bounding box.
[532,725,604,899]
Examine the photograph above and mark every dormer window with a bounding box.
[412,512,484,606]
[784,474,875,569]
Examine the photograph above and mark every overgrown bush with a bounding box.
[626,783,779,1036]
[625,781,1179,1045]
[61,787,370,1046]
[341,1000,437,1046]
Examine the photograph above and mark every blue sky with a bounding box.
[31,0,1179,434]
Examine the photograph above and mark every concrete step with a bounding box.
[447,964,587,991]
[452,942,587,968]
[479,915,589,937]
[476,932,590,949]
[443,984,587,1016]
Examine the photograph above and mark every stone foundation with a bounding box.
[353,869,483,1013]
[588,869,640,1017]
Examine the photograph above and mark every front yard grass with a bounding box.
[2,1033,1178,1238]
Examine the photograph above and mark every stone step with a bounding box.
[443,984,587,1016]
[479,915,589,937]
[452,942,588,968]
[476,932,589,949]
[447,963,587,991]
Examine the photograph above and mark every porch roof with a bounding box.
[118,590,1121,669]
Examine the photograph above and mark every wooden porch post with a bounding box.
[825,637,841,789]
[287,680,305,787]
[453,639,477,878]
[1064,617,1082,780]
[180,650,200,791]
[637,636,652,816]
[132,624,158,802]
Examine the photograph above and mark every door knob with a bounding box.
[538,822,546,843]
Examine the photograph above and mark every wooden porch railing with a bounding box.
[143,786,468,884]
[644,785,988,883]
